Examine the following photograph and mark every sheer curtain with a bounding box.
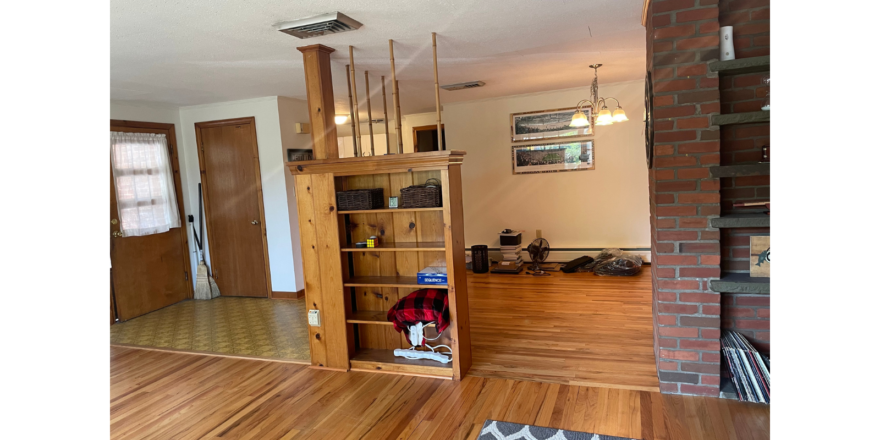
[110,132,181,237]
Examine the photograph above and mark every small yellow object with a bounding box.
[367,236,378,248]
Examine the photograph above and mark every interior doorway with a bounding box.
[413,124,446,152]
[195,117,272,297]
[110,120,192,321]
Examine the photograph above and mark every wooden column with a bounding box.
[297,44,339,160]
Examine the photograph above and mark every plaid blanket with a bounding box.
[386,289,450,342]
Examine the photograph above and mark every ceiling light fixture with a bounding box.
[570,64,628,128]
[335,115,348,124]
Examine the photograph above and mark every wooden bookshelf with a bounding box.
[287,150,471,380]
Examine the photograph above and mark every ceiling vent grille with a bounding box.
[276,12,363,39]
[441,81,485,91]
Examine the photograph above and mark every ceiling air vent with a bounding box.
[276,12,363,39]
[441,81,485,91]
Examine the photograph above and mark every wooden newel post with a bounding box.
[297,44,339,160]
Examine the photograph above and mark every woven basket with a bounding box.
[400,178,441,208]
[336,188,384,211]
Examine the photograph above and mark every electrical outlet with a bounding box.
[308,309,321,327]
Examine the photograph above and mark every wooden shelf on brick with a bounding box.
[288,150,471,380]
[709,273,770,294]
[712,111,770,126]
[710,163,769,178]
[708,55,770,76]
[710,213,769,228]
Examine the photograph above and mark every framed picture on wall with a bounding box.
[511,140,594,175]
[510,107,592,142]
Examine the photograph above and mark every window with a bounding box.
[110,132,181,236]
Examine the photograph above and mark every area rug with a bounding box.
[478,420,637,440]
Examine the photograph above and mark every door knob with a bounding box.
[111,219,118,225]
[112,231,123,238]
[251,220,260,225]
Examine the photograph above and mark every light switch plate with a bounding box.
[308,309,321,327]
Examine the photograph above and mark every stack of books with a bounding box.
[500,245,523,267]
[721,330,770,404]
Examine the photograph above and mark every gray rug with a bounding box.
[478,420,637,440]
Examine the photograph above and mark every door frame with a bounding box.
[110,119,194,300]
[194,117,273,297]
[412,124,445,152]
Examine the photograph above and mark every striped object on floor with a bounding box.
[478,420,637,440]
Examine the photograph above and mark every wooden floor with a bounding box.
[110,346,769,440]
[467,266,660,391]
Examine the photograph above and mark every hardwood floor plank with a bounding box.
[110,338,769,440]
[467,267,660,391]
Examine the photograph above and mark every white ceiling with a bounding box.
[111,0,647,117]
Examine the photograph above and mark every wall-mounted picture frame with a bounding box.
[286,148,314,162]
[511,140,594,175]
[749,236,770,277]
[510,107,592,142]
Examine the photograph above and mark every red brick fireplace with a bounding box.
[646,0,770,396]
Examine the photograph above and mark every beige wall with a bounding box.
[443,80,651,261]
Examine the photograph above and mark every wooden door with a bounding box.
[110,121,193,321]
[196,117,271,297]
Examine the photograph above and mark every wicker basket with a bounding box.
[336,188,384,211]
[400,178,441,208]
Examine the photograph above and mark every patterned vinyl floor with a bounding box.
[110,297,310,361]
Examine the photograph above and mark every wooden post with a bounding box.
[381,76,391,155]
[349,46,363,157]
[345,64,358,157]
[389,40,404,154]
[296,44,339,159]
[364,71,375,156]
[431,33,444,151]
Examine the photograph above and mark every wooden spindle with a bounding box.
[381,75,391,155]
[431,32,444,151]
[344,64,358,157]
[389,40,404,154]
[365,71,375,156]
[349,46,363,157]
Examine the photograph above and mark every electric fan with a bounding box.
[527,238,551,276]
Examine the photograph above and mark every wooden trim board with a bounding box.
[287,150,465,176]
[271,290,305,300]
[110,343,310,365]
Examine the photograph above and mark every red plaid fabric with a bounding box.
[386,289,450,341]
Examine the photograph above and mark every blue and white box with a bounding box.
[417,266,448,285]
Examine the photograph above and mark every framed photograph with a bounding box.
[510,107,592,142]
[749,236,770,277]
[286,148,313,162]
[511,140,594,175]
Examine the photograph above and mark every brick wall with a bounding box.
[647,0,723,397]
[722,294,770,352]
[719,0,770,59]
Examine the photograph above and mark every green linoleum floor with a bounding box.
[110,296,310,361]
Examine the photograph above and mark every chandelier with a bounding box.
[570,64,629,128]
